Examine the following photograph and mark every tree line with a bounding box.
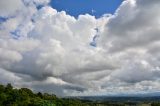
[1,83,160,106]
[0,83,91,106]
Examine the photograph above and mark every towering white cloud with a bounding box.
[0,0,24,17]
[1,0,160,96]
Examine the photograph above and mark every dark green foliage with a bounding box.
[152,102,160,106]
[1,83,159,106]
[0,83,90,106]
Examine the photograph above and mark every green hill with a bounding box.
[1,83,160,106]
[0,83,91,106]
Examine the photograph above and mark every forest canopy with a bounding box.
[0,83,91,106]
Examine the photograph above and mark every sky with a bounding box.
[50,0,123,18]
[1,0,160,97]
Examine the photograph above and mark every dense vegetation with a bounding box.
[0,83,91,106]
[1,83,160,106]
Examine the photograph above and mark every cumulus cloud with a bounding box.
[0,0,24,17]
[1,0,160,96]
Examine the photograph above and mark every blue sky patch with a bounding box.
[50,0,123,18]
